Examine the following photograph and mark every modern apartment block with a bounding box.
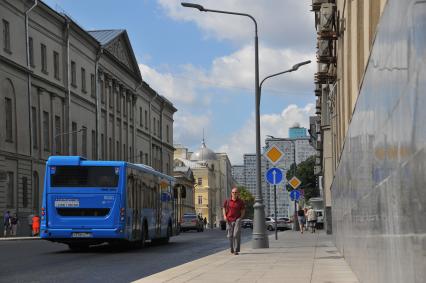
[231,165,245,186]
[0,0,176,235]
[262,136,316,217]
[311,0,425,282]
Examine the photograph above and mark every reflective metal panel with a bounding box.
[332,1,426,283]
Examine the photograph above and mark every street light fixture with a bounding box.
[181,2,269,249]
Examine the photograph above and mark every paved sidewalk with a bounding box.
[134,231,359,283]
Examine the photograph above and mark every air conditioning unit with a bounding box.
[315,83,321,96]
[312,0,329,12]
[316,99,321,114]
[319,3,335,33]
[318,40,331,57]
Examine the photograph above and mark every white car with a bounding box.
[265,217,289,231]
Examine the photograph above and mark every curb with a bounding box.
[0,237,41,241]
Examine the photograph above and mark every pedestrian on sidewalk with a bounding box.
[10,213,19,236]
[3,211,11,237]
[28,212,35,236]
[297,205,306,234]
[32,214,40,236]
[223,187,245,255]
[307,207,317,233]
[203,217,207,229]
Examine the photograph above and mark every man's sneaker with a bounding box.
[234,252,239,255]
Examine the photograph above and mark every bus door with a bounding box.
[155,182,162,237]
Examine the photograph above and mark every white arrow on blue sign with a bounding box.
[265,167,283,185]
[289,189,300,201]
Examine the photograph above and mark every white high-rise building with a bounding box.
[262,137,316,217]
[231,165,245,186]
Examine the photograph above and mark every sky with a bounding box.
[43,0,317,165]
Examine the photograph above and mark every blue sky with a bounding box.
[43,0,317,164]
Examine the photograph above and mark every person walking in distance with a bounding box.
[3,211,11,237]
[297,205,306,234]
[10,213,19,236]
[32,214,40,236]
[28,212,34,236]
[307,207,317,233]
[223,187,245,255]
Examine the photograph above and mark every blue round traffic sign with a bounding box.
[265,167,283,185]
[289,190,300,201]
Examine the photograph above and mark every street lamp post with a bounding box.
[181,2,269,248]
[260,61,311,232]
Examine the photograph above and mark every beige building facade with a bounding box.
[0,0,176,235]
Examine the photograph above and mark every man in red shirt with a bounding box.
[223,187,245,255]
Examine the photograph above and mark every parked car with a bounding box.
[180,214,204,232]
[265,217,288,231]
[277,217,293,230]
[241,219,253,229]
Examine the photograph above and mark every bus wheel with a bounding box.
[68,244,89,252]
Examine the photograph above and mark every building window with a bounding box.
[123,96,127,117]
[71,61,76,87]
[5,97,13,142]
[101,134,105,159]
[109,137,113,160]
[90,74,95,97]
[29,37,34,67]
[158,120,160,137]
[53,51,59,80]
[43,111,50,151]
[198,195,202,205]
[123,144,127,160]
[198,178,202,186]
[116,93,121,113]
[144,111,148,129]
[91,130,96,160]
[139,107,143,127]
[54,115,61,154]
[81,126,87,157]
[3,19,11,53]
[116,141,120,160]
[72,122,77,155]
[100,80,105,103]
[6,172,14,208]
[129,146,133,162]
[33,171,39,212]
[145,153,148,164]
[139,151,143,163]
[41,44,47,73]
[31,107,38,149]
[109,83,113,108]
[153,117,156,136]
[81,68,86,92]
[166,125,170,142]
[23,177,28,208]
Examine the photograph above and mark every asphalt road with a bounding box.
[0,228,260,283]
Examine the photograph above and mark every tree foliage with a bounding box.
[285,155,319,201]
[237,186,254,219]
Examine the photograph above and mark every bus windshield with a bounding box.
[50,166,119,187]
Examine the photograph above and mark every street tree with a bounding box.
[285,155,319,201]
[237,186,254,219]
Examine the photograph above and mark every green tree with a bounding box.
[285,155,319,201]
[237,186,254,219]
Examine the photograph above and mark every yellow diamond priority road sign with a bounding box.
[289,176,301,189]
[264,145,284,164]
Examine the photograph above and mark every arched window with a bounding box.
[33,171,39,213]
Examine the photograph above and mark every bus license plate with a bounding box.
[55,199,80,207]
[72,232,92,238]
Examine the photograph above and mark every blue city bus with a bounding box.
[40,156,178,250]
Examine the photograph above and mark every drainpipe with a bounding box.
[95,48,102,160]
[134,82,143,163]
[65,18,71,154]
[149,92,158,168]
[24,0,37,218]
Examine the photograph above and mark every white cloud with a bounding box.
[218,103,315,164]
[174,112,211,146]
[157,0,315,51]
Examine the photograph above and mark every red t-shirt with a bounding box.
[224,198,245,222]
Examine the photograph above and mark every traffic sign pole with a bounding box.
[274,184,278,240]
